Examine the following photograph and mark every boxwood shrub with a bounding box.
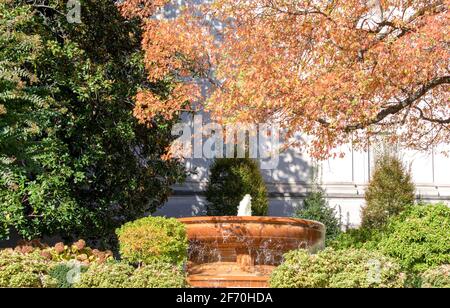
[116,217,188,266]
[270,248,405,288]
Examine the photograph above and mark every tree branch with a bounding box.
[414,106,450,124]
[317,76,450,131]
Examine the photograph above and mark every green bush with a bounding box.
[74,261,187,288]
[330,228,382,251]
[420,265,450,288]
[116,217,188,266]
[270,248,405,288]
[48,262,88,289]
[378,204,450,272]
[74,262,134,288]
[362,155,416,229]
[295,189,341,243]
[206,158,268,216]
[0,250,57,288]
[0,0,185,242]
[128,262,187,288]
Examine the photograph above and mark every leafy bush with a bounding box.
[0,242,187,288]
[48,262,88,289]
[206,158,268,216]
[378,204,450,272]
[13,239,113,265]
[74,262,134,288]
[330,228,382,251]
[0,250,57,288]
[295,189,341,243]
[420,265,450,288]
[128,262,187,288]
[116,217,188,266]
[270,248,405,288]
[0,0,185,241]
[74,261,187,288]
[362,155,416,229]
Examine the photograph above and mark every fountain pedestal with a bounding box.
[179,217,325,288]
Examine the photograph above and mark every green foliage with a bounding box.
[378,204,450,272]
[295,189,341,243]
[362,155,416,229]
[270,248,405,288]
[74,262,134,288]
[330,228,382,251]
[0,245,186,288]
[0,249,57,288]
[74,261,187,288]
[48,261,88,288]
[420,265,450,289]
[116,217,188,266]
[128,262,187,288]
[206,158,268,216]
[0,0,185,241]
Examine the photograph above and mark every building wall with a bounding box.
[155,143,450,228]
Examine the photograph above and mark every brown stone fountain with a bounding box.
[179,213,325,288]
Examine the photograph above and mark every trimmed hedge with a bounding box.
[74,262,135,288]
[0,248,187,288]
[206,158,268,216]
[128,262,187,288]
[0,250,57,288]
[270,248,405,288]
[74,261,187,288]
[116,217,188,266]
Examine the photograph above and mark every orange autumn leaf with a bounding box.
[121,0,450,159]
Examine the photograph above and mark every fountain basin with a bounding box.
[179,217,325,288]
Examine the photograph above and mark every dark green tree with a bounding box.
[206,158,268,216]
[295,189,342,243]
[0,0,186,241]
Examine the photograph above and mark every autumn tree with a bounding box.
[121,0,449,158]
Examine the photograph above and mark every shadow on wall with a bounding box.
[154,195,208,218]
[155,132,316,217]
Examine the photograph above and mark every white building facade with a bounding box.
[155,141,450,228]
